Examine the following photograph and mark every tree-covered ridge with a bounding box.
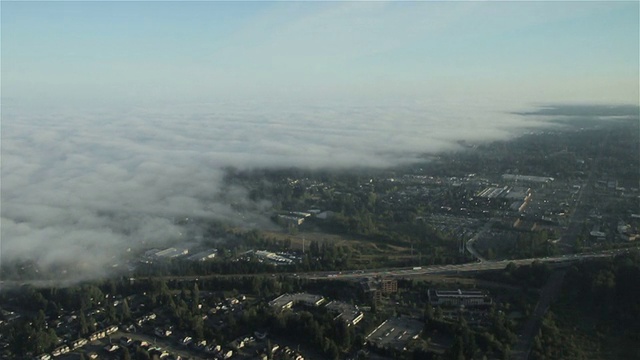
[532,252,640,360]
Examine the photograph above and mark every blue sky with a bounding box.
[2,1,639,107]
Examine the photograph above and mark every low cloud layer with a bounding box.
[1,100,559,280]
[514,104,640,118]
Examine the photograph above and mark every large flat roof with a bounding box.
[429,289,486,298]
[268,293,325,309]
[366,317,423,349]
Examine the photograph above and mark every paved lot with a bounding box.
[366,317,423,350]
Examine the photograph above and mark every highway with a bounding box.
[300,250,624,281]
[0,249,632,290]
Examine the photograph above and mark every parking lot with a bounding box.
[366,317,423,350]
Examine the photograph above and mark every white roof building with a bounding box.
[188,249,218,261]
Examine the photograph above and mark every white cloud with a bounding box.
[1,99,556,280]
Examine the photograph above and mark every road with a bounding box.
[465,219,496,262]
[559,128,609,248]
[509,269,567,360]
[1,249,628,290]
[300,250,622,281]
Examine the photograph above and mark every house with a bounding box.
[70,338,88,349]
[134,340,151,349]
[205,344,222,354]
[105,325,118,335]
[103,344,119,353]
[149,348,170,358]
[89,330,107,341]
[325,301,364,327]
[120,336,133,346]
[230,339,244,349]
[154,327,172,337]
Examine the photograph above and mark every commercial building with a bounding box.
[325,301,364,327]
[380,279,398,294]
[268,294,363,326]
[145,246,190,260]
[477,186,509,199]
[362,278,398,303]
[502,174,554,184]
[187,249,217,261]
[154,247,189,259]
[365,317,423,350]
[428,289,492,307]
[254,250,294,265]
[268,293,325,311]
[277,215,305,226]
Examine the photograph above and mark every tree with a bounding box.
[123,347,131,360]
[449,336,465,360]
[34,310,46,331]
[121,298,131,321]
[325,339,340,360]
[335,321,352,349]
[193,283,200,305]
[425,303,434,320]
[434,307,444,320]
[136,347,151,360]
[106,301,117,323]
[79,311,89,336]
